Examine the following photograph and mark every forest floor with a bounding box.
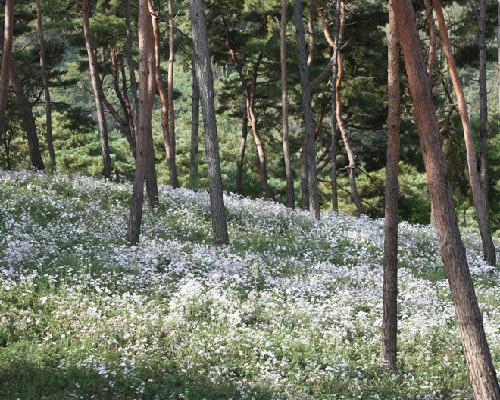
[0,171,498,399]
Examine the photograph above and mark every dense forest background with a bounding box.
[1,0,499,231]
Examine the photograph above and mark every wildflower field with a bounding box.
[0,171,498,399]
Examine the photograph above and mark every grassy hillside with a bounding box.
[0,171,498,399]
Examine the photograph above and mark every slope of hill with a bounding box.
[0,171,498,399]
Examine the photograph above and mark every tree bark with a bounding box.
[281,0,295,208]
[393,1,500,398]
[166,0,179,188]
[10,60,45,170]
[433,0,496,266]
[125,0,139,129]
[82,0,112,179]
[127,0,158,244]
[307,0,317,67]
[190,0,229,245]
[190,54,200,190]
[151,3,179,188]
[478,0,489,214]
[329,0,341,212]
[423,0,436,78]
[0,0,14,140]
[35,0,55,169]
[294,0,319,219]
[235,110,248,194]
[380,0,400,372]
[336,3,363,216]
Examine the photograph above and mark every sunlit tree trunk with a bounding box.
[151,4,179,188]
[82,0,112,179]
[433,0,496,266]
[35,0,55,169]
[294,0,319,219]
[125,0,138,128]
[393,1,500,398]
[127,0,158,244]
[281,0,295,208]
[0,0,14,140]
[380,0,400,372]
[190,0,229,245]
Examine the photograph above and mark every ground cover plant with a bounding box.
[0,171,498,399]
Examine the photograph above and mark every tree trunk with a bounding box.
[151,3,179,188]
[190,0,229,245]
[235,110,248,194]
[380,0,400,372]
[423,0,436,78]
[433,0,496,266]
[329,0,341,212]
[478,0,489,213]
[127,0,158,244]
[167,0,179,188]
[307,0,317,67]
[190,54,200,190]
[82,0,112,179]
[10,60,45,170]
[336,5,363,216]
[393,1,500,398]
[281,0,295,209]
[125,0,139,129]
[35,0,55,169]
[0,0,14,140]
[294,0,319,219]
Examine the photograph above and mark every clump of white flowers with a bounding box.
[0,171,497,399]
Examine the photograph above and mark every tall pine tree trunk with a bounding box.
[235,110,248,194]
[281,0,295,208]
[127,0,158,244]
[294,0,319,219]
[393,1,500,398]
[380,0,400,371]
[10,60,45,170]
[125,0,138,129]
[190,0,229,245]
[190,55,200,190]
[35,0,55,169]
[0,0,14,140]
[329,0,341,212]
[433,0,496,267]
[82,0,112,179]
[151,4,178,188]
[478,0,489,213]
[167,0,179,188]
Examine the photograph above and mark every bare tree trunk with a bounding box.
[190,54,200,190]
[380,0,400,372]
[0,0,14,139]
[151,4,179,188]
[166,0,179,188]
[329,0,341,212]
[190,0,229,245]
[235,110,248,194]
[128,0,158,244]
[433,0,496,266]
[294,0,319,219]
[10,60,45,170]
[82,0,112,179]
[125,0,139,129]
[281,0,295,208]
[478,0,489,213]
[35,0,55,169]
[393,1,500,398]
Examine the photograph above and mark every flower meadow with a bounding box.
[0,171,498,399]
